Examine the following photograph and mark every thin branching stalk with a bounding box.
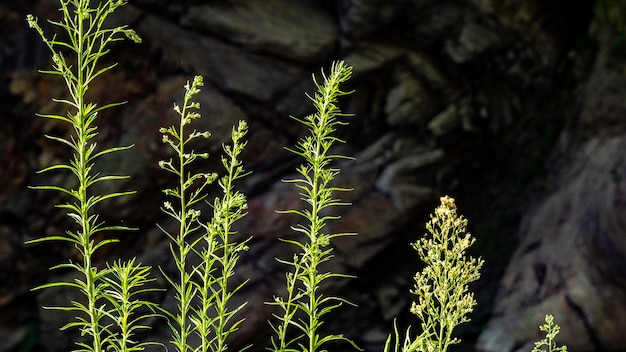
[26,1,140,351]
[103,259,162,352]
[195,121,250,352]
[268,60,359,352]
[159,75,216,352]
[159,76,250,351]
[532,315,568,352]
[269,256,305,352]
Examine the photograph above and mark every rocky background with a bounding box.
[2,0,626,351]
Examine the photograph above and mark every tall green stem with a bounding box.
[160,78,249,352]
[208,121,249,352]
[26,1,141,351]
[268,60,358,352]
[75,7,102,349]
[159,76,215,351]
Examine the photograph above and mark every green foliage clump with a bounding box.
[385,196,483,352]
[596,0,626,39]
[532,315,568,352]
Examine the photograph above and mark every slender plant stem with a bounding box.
[26,1,141,351]
[75,7,102,349]
[269,60,357,352]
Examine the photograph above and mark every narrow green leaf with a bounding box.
[29,185,77,199]
[36,112,74,124]
[38,163,76,174]
[91,144,133,160]
[25,235,81,246]
[32,281,83,291]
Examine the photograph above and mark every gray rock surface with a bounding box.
[179,0,337,63]
[477,36,626,352]
[477,135,626,351]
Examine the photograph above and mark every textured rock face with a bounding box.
[477,38,626,352]
[1,0,623,351]
[477,136,626,351]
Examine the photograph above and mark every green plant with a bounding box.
[158,75,215,352]
[25,1,156,351]
[103,259,161,352]
[531,315,568,352]
[596,0,626,40]
[268,61,359,352]
[198,119,250,352]
[158,75,249,352]
[385,196,484,352]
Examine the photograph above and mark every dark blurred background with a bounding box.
[2,0,626,351]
